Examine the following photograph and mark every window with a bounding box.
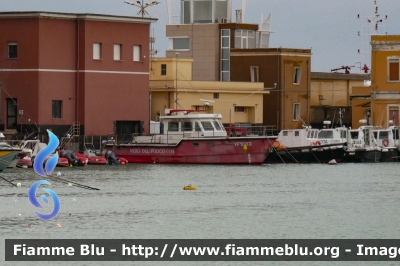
[251,66,259,82]
[293,103,300,121]
[93,43,101,60]
[193,105,212,113]
[295,131,299,137]
[283,131,288,136]
[213,93,219,99]
[393,129,399,140]
[318,130,334,138]
[133,45,141,62]
[168,37,190,50]
[52,100,62,119]
[182,122,192,132]
[234,106,246,113]
[340,130,347,139]
[388,58,399,81]
[8,42,17,59]
[113,44,122,60]
[234,30,256,48]
[379,131,389,139]
[161,64,167,75]
[168,122,179,132]
[350,131,359,139]
[293,67,302,84]
[221,29,230,81]
[201,121,214,131]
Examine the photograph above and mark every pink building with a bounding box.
[0,12,156,138]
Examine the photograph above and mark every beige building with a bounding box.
[310,72,369,128]
[149,58,268,125]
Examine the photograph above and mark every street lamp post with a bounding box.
[175,52,178,110]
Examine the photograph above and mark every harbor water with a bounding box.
[1,163,400,265]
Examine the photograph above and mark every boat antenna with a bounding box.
[338,108,344,127]
[299,117,309,128]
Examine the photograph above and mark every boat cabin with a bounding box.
[315,127,348,146]
[372,129,395,148]
[278,127,319,147]
[387,126,400,148]
[348,125,377,149]
[130,110,228,144]
[160,112,226,138]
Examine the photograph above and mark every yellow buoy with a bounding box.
[183,185,196,190]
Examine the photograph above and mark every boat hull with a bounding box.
[264,144,345,164]
[265,147,311,163]
[308,145,345,163]
[0,150,20,171]
[343,149,381,163]
[379,148,398,162]
[106,137,275,165]
[87,157,107,165]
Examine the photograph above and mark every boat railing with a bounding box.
[225,125,276,137]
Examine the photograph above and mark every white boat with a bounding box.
[372,128,398,162]
[0,140,22,171]
[266,121,347,163]
[17,139,71,167]
[343,120,381,163]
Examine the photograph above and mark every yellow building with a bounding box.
[351,35,400,128]
[149,58,268,125]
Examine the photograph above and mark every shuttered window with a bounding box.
[93,43,101,60]
[113,44,122,60]
[389,59,399,81]
[133,45,141,62]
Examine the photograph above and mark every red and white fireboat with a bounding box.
[105,109,276,165]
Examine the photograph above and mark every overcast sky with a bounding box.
[1,0,399,73]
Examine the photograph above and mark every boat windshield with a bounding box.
[350,131,359,139]
[213,120,222,131]
[318,130,333,139]
[201,121,214,131]
[195,122,201,131]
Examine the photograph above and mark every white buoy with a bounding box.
[328,159,337,165]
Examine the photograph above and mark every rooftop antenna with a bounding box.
[338,108,345,127]
[124,0,161,17]
[357,0,388,69]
